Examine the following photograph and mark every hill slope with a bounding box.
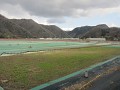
[11,19,69,38]
[68,26,93,38]
[0,14,120,40]
[0,14,32,38]
[41,25,70,38]
[0,14,69,38]
[69,24,120,40]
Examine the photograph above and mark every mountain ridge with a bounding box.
[0,14,120,40]
[0,14,69,38]
[67,24,120,40]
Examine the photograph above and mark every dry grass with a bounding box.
[0,47,120,90]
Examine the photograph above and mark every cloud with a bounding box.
[62,27,74,31]
[47,18,66,24]
[107,23,118,27]
[0,0,120,23]
[0,4,30,19]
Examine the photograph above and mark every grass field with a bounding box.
[0,46,120,90]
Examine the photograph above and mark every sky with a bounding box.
[0,0,120,31]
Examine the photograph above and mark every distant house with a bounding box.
[86,38,106,42]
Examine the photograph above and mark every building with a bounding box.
[86,38,106,42]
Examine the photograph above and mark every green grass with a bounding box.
[0,46,120,90]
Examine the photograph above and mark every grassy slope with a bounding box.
[0,47,120,90]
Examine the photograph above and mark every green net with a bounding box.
[103,45,120,48]
[0,40,95,55]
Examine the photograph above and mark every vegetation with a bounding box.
[0,46,120,90]
[0,14,120,40]
[68,24,120,41]
[0,14,69,38]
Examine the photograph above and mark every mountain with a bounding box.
[94,24,109,29]
[41,25,71,38]
[11,19,50,38]
[68,24,120,40]
[0,14,32,38]
[0,14,69,38]
[0,14,120,40]
[11,19,69,38]
[68,26,93,38]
